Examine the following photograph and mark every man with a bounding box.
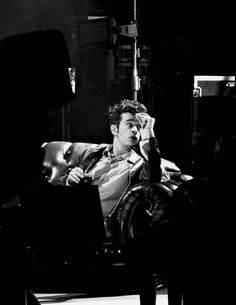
[47,99,162,303]
[56,99,162,222]
[20,99,169,305]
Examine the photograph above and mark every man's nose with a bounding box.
[132,126,139,133]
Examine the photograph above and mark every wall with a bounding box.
[0,0,76,62]
[0,0,119,143]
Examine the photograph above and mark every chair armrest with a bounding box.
[115,172,193,245]
[115,182,173,244]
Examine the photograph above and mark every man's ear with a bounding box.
[110,124,118,135]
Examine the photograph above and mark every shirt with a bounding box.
[88,145,134,217]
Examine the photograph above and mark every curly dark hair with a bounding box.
[107,99,147,126]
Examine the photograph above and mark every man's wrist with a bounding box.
[141,128,155,140]
[140,136,156,142]
[140,138,150,142]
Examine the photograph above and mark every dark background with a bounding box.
[109,0,236,167]
[0,0,236,179]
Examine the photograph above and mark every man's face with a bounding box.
[112,112,141,147]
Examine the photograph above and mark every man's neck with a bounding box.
[112,139,132,156]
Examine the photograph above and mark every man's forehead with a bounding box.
[121,112,139,122]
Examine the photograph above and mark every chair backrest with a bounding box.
[41,141,101,184]
[41,141,72,183]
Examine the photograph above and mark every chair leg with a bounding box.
[167,276,183,305]
[138,272,157,305]
[167,286,182,305]
[25,290,41,305]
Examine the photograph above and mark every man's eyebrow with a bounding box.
[124,118,139,123]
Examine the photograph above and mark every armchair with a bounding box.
[23,141,192,304]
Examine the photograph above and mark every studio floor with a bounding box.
[35,287,168,305]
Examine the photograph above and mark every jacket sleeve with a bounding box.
[137,137,162,183]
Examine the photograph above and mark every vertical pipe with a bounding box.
[131,0,139,100]
[131,38,139,100]
[61,106,65,141]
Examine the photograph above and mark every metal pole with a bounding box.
[131,0,139,100]
[134,0,137,20]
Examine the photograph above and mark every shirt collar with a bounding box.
[103,145,132,161]
[103,145,139,165]
[127,150,141,165]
